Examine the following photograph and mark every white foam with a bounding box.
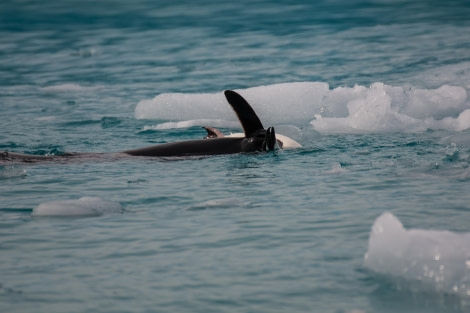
[135,79,470,133]
[364,212,470,297]
[32,197,122,217]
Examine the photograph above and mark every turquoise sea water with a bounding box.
[1,1,470,312]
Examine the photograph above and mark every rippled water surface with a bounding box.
[1,1,470,312]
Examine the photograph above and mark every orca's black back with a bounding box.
[123,138,249,157]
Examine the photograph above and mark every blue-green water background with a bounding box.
[1,1,470,312]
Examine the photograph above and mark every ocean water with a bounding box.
[1,1,470,312]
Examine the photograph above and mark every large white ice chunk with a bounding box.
[135,82,329,126]
[364,212,470,297]
[135,81,470,133]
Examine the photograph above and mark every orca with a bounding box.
[123,90,278,156]
[0,90,289,163]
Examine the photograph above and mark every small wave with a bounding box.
[135,81,469,133]
[32,197,122,217]
[40,83,102,93]
[34,116,57,122]
[364,212,470,297]
[100,116,122,128]
[323,163,348,175]
[0,166,27,179]
[187,198,247,211]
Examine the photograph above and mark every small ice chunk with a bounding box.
[365,212,470,297]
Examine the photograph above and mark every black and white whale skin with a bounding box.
[0,90,282,163]
[202,127,301,149]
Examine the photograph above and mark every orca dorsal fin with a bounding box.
[202,126,224,138]
[224,90,264,137]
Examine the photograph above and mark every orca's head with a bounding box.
[262,127,278,151]
[244,127,278,152]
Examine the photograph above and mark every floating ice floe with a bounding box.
[135,81,470,133]
[364,212,470,297]
[32,196,122,217]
